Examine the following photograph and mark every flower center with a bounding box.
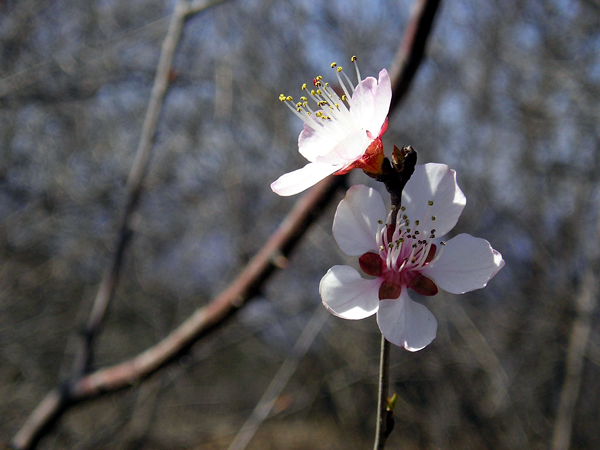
[278,56,364,136]
[359,200,446,300]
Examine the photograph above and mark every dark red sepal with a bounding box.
[379,281,403,300]
[409,273,438,296]
[359,252,383,277]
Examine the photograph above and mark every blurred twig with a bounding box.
[227,307,330,450]
[551,267,598,450]
[9,0,440,448]
[9,0,225,448]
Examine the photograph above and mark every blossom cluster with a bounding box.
[272,57,504,351]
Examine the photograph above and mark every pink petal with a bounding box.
[270,162,340,196]
[319,265,381,320]
[298,124,339,162]
[332,185,385,255]
[377,288,438,351]
[422,233,505,294]
[368,69,392,134]
[402,163,466,238]
[350,76,378,125]
[315,129,372,165]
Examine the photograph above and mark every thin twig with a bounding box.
[227,307,330,450]
[551,267,598,450]
[373,336,392,450]
[74,0,192,378]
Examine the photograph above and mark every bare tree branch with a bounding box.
[389,0,441,111]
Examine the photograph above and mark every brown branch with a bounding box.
[9,0,441,448]
[74,0,227,379]
[389,0,441,111]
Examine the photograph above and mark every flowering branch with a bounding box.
[9,1,443,449]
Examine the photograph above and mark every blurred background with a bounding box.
[1,0,599,448]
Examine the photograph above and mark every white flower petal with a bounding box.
[377,288,438,351]
[368,69,392,134]
[333,185,386,255]
[316,130,372,164]
[350,76,377,126]
[422,233,505,294]
[298,124,339,162]
[402,163,466,237]
[270,162,340,196]
[320,265,381,320]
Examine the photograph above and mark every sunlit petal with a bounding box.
[320,265,381,320]
[377,288,438,351]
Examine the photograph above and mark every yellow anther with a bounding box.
[300,96,307,102]
[316,89,322,95]
[341,94,347,101]
[428,200,434,206]
[337,66,343,72]
[331,62,337,68]
[311,90,316,95]
[297,108,302,112]
[286,96,293,102]
[296,102,303,108]
[351,55,357,62]
[279,94,286,102]
[302,83,307,90]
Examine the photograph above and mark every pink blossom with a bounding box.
[319,163,505,351]
[271,58,391,196]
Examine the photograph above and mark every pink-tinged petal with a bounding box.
[350,76,378,125]
[298,124,339,162]
[335,137,385,176]
[320,265,381,320]
[368,69,392,134]
[315,129,372,165]
[422,233,505,294]
[402,164,466,237]
[270,162,341,196]
[377,288,438,351]
[333,185,385,255]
